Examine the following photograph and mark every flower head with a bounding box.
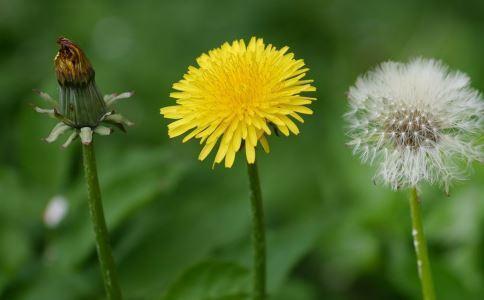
[161,37,316,168]
[346,58,483,192]
[35,37,134,147]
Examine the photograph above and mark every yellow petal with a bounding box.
[199,142,216,161]
[280,115,299,135]
[259,135,270,153]
[248,126,258,147]
[245,141,256,164]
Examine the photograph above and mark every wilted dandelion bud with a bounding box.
[54,37,107,128]
[35,37,134,146]
[346,58,483,192]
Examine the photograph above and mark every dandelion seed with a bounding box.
[346,58,483,192]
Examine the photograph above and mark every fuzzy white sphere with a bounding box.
[346,58,483,192]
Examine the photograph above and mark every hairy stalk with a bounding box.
[409,187,436,300]
[82,141,123,300]
[247,162,267,300]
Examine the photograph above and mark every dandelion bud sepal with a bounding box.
[58,81,107,129]
[35,37,134,146]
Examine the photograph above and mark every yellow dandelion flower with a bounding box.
[160,37,316,167]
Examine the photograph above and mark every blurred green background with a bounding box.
[0,0,483,299]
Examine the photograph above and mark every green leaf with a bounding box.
[0,169,36,292]
[17,102,72,190]
[266,218,322,291]
[0,227,31,275]
[216,214,324,294]
[47,146,189,268]
[271,278,318,300]
[12,266,93,300]
[163,260,250,300]
[116,171,250,298]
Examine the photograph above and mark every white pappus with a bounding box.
[345,58,483,193]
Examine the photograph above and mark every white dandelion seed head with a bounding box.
[345,58,483,192]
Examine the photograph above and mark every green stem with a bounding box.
[409,187,435,300]
[247,161,266,300]
[82,141,123,300]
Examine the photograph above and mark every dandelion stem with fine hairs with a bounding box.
[409,187,435,300]
[82,141,123,300]
[247,161,266,300]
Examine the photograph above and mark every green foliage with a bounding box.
[163,261,250,300]
[0,0,483,299]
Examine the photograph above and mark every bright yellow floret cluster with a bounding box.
[160,37,316,168]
